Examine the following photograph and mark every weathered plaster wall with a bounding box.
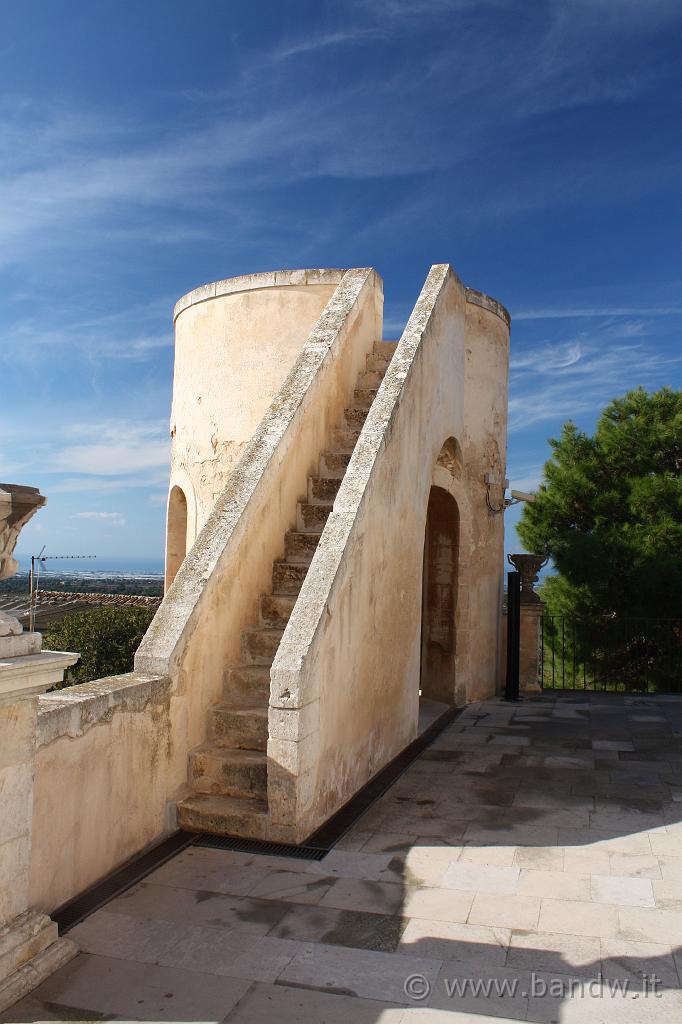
[168,269,345,572]
[28,674,183,913]
[270,265,509,841]
[460,292,510,700]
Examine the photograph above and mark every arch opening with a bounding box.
[420,484,460,704]
[166,485,188,590]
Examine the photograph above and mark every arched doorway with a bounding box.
[420,485,459,704]
[166,485,188,590]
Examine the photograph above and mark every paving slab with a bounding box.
[5,952,252,1021]
[223,982,405,1023]
[5,691,682,1024]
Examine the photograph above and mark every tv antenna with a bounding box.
[28,550,97,632]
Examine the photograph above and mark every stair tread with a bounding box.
[178,792,268,818]
[193,743,266,764]
[226,664,270,677]
[213,700,268,715]
[242,626,285,637]
[322,450,351,459]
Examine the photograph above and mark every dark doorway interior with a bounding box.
[420,485,459,704]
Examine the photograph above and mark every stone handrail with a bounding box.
[269,264,465,838]
[136,267,381,680]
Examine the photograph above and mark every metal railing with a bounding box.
[540,615,682,694]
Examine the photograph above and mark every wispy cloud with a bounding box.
[1,1,679,270]
[50,473,168,495]
[72,511,126,527]
[509,331,682,433]
[49,422,169,476]
[271,27,385,61]
[515,306,682,321]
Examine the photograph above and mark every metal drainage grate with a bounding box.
[53,703,459,934]
[192,834,328,860]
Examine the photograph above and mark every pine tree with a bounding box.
[518,387,682,690]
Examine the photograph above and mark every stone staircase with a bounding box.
[177,340,398,837]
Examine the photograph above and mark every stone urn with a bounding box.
[507,552,547,604]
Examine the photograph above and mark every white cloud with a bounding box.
[515,306,682,321]
[0,0,679,269]
[0,419,170,480]
[271,27,385,61]
[49,473,168,495]
[508,332,682,433]
[72,511,126,527]
[50,424,169,476]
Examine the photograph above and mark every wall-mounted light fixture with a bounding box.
[484,474,536,514]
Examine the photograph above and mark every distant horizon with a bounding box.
[12,553,165,576]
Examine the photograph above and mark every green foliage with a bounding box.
[43,606,156,689]
[520,387,682,690]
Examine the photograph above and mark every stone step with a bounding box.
[189,745,267,798]
[272,560,308,595]
[241,627,284,665]
[308,477,341,505]
[365,340,397,372]
[259,593,296,628]
[344,406,369,431]
[210,702,268,751]
[366,353,392,372]
[353,387,379,410]
[374,339,398,358]
[296,501,332,534]
[177,793,269,838]
[224,664,270,702]
[284,530,320,564]
[330,426,361,453]
[319,451,351,479]
[357,369,385,389]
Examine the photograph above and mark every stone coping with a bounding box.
[173,268,348,323]
[137,268,376,677]
[36,671,170,747]
[464,286,511,327]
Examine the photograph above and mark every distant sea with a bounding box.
[13,554,164,580]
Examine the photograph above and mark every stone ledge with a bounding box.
[36,671,171,747]
[465,286,511,327]
[173,267,348,323]
[0,651,80,707]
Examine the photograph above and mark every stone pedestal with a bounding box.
[0,639,79,1011]
[519,603,543,694]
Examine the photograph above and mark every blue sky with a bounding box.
[2,0,681,564]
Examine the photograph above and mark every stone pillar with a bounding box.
[0,485,80,1012]
[519,603,543,693]
[507,553,546,695]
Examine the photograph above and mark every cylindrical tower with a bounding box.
[166,268,346,588]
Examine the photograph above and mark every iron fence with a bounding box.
[540,615,682,694]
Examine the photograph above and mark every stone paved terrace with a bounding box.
[5,691,682,1023]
